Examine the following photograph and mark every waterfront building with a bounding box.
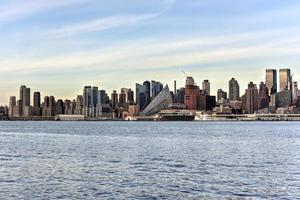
[214,105,232,114]
[229,78,240,101]
[279,68,292,91]
[184,77,200,110]
[258,82,269,109]
[140,85,173,116]
[128,104,140,116]
[245,82,259,114]
[202,80,210,95]
[265,69,277,95]
[217,89,227,101]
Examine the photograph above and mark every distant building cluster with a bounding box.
[3,68,300,120]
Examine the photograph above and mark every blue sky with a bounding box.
[1,0,300,104]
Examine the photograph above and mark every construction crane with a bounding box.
[181,71,188,78]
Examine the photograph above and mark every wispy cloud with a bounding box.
[49,13,159,37]
[2,28,300,73]
[0,0,91,24]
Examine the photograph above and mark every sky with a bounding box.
[1,0,300,105]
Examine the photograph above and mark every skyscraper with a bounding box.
[258,82,269,109]
[150,80,163,99]
[245,82,259,114]
[136,83,145,110]
[33,92,41,108]
[143,81,151,109]
[118,90,126,107]
[229,78,240,101]
[19,85,31,116]
[75,95,83,115]
[97,90,106,105]
[9,96,16,117]
[184,77,200,110]
[279,69,292,91]
[265,69,277,95]
[111,90,118,110]
[202,80,210,95]
[291,81,298,102]
[33,92,41,116]
[83,86,98,117]
[127,89,134,105]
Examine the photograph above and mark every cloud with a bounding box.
[0,0,91,24]
[48,13,159,37]
[2,27,300,73]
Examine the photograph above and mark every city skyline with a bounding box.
[1,0,300,105]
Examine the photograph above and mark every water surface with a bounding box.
[0,121,299,199]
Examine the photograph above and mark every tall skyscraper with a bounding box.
[20,85,30,107]
[143,81,151,108]
[83,86,92,109]
[265,69,277,95]
[279,69,292,91]
[111,90,118,110]
[83,86,98,117]
[174,80,177,96]
[202,80,210,95]
[97,90,106,105]
[127,89,134,105]
[258,82,269,109]
[42,96,56,117]
[75,95,83,115]
[33,92,41,116]
[19,86,31,117]
[56,99,64,115]
[33,92,41,108]
[175,87,185,104]
[9,96,16,117]
[245,82,259,114]
[291,81,298,102]
[229,78,240,101]
[118,90,126,107]
[136,83,145,110]
[151,81,163,99]
[184,76,200,110]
